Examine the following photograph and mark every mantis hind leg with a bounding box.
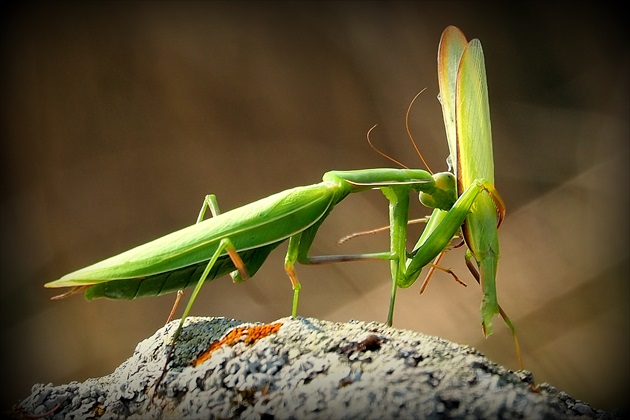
[166,194,249,323]
[175,238,245,333]
[197,194,222,220]
[165,290,184,324]
[154,237,246,397]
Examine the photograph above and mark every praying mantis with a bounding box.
[428,25,521,361]
[45,25,521,367]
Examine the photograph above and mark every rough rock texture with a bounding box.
[13,317,622,419]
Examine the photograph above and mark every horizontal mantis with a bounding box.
[46,25,522,370]
[46,169,493,322]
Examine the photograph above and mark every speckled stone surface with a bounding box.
[13,317,621,419]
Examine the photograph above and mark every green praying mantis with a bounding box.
[45,25,522,368]
[431,25,521,359]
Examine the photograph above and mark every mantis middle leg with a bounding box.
[279,180,493,326]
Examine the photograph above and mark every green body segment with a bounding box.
[83,242,281,299]
[456,38,500,334]
[46,168,454,304]
[47,183,338,286]
[438,26,501,335]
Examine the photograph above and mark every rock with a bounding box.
[12,317,622,419]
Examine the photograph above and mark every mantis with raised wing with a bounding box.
[424,25,521,361]
[45,25,521,371]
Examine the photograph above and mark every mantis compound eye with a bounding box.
[432,171,456,192]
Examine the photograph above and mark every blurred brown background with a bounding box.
[1,1,628,413]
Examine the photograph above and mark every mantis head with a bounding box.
[418,171,457,211]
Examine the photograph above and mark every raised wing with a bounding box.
[456,38,494,189]
[455,34,500,336]
[437,25,468,171]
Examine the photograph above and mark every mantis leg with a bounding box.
[402,180,493,286]
[327,182,485,326]
[283,213,394,318]
[197,194,222,221]
[336,217,430,245]
[397,181,518,351]
[166,195,248,323]
[175,238,245,332]
[284,236,393,318]
[281,183,416,325]
[381,185,413,326]
[465,251,523,369]
[165,291,184,323]
[201,195,250,282]
[155,237,247,395]
[419,250,467,295]
[281,180,452,325]
[381,180,494,326]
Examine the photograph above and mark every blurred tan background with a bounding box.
[2,1,628,413]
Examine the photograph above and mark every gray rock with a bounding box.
[12,317,622,419]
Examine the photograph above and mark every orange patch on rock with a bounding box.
[194,322,283,367]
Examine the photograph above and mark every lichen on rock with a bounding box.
[13,316,621,419]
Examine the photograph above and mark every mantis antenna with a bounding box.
[405,88,433,174]
[365,88,434,174]
[366,124,409,169]
[339,90,437,246]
